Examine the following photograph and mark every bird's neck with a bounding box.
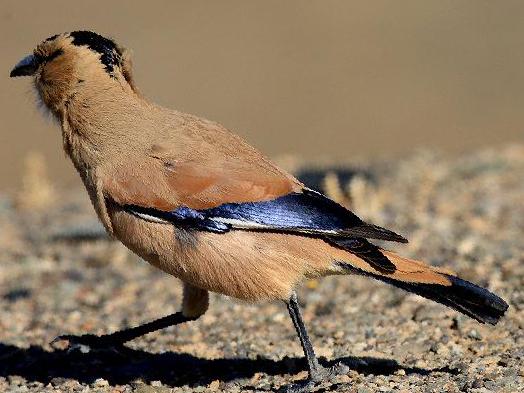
[58,81,150,171]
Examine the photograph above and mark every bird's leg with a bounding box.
[51,312,197,352]
[52,283,209,353]
[283,292,349,392]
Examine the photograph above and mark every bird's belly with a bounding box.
[108,208,334,301]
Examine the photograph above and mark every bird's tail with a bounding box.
[336,250,508,325]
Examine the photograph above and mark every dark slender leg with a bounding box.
[51,312,197,351]
[285,292,349,391]
[287,292,323,379]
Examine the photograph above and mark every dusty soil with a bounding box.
[0,146,523,392]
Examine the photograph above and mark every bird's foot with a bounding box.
[50,333,126,354]
[310,361,350,382]
[282,362,350,392]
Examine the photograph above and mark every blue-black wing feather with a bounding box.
[201,189,407,242]
[124,189,406,242]
[125,205,230,233]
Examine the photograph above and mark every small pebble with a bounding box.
[93,378,109,387]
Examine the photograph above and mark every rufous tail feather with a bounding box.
[336,250,508,325]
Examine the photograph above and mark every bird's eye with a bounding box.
[36,49,63,65]
[46,49,63,62]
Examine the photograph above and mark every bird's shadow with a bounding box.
[0,342,457,388]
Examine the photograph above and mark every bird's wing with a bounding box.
[103,120,406,245]
[106,161,406,240]
[197,188,406,241]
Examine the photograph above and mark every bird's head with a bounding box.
[10,31,137,114]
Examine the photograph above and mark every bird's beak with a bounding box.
[10,54,39,77]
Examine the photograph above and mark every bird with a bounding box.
[10,31,508,392]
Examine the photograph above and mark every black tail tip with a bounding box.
[340,263,509,325]
[446,275,509,325]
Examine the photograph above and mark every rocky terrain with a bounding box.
[0,147,522,392]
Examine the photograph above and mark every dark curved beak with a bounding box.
[10,54,39,77]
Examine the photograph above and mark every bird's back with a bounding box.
[100,106,304,213]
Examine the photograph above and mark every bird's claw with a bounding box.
[282,362,350,392]
[312,361,350,382]
[50,334,124,354]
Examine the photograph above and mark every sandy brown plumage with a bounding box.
[11,31,508,391]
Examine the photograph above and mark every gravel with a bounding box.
[0,146,522,392]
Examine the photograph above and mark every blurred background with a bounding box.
[1,0,523,191]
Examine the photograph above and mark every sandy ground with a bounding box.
[0,146,523,392]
